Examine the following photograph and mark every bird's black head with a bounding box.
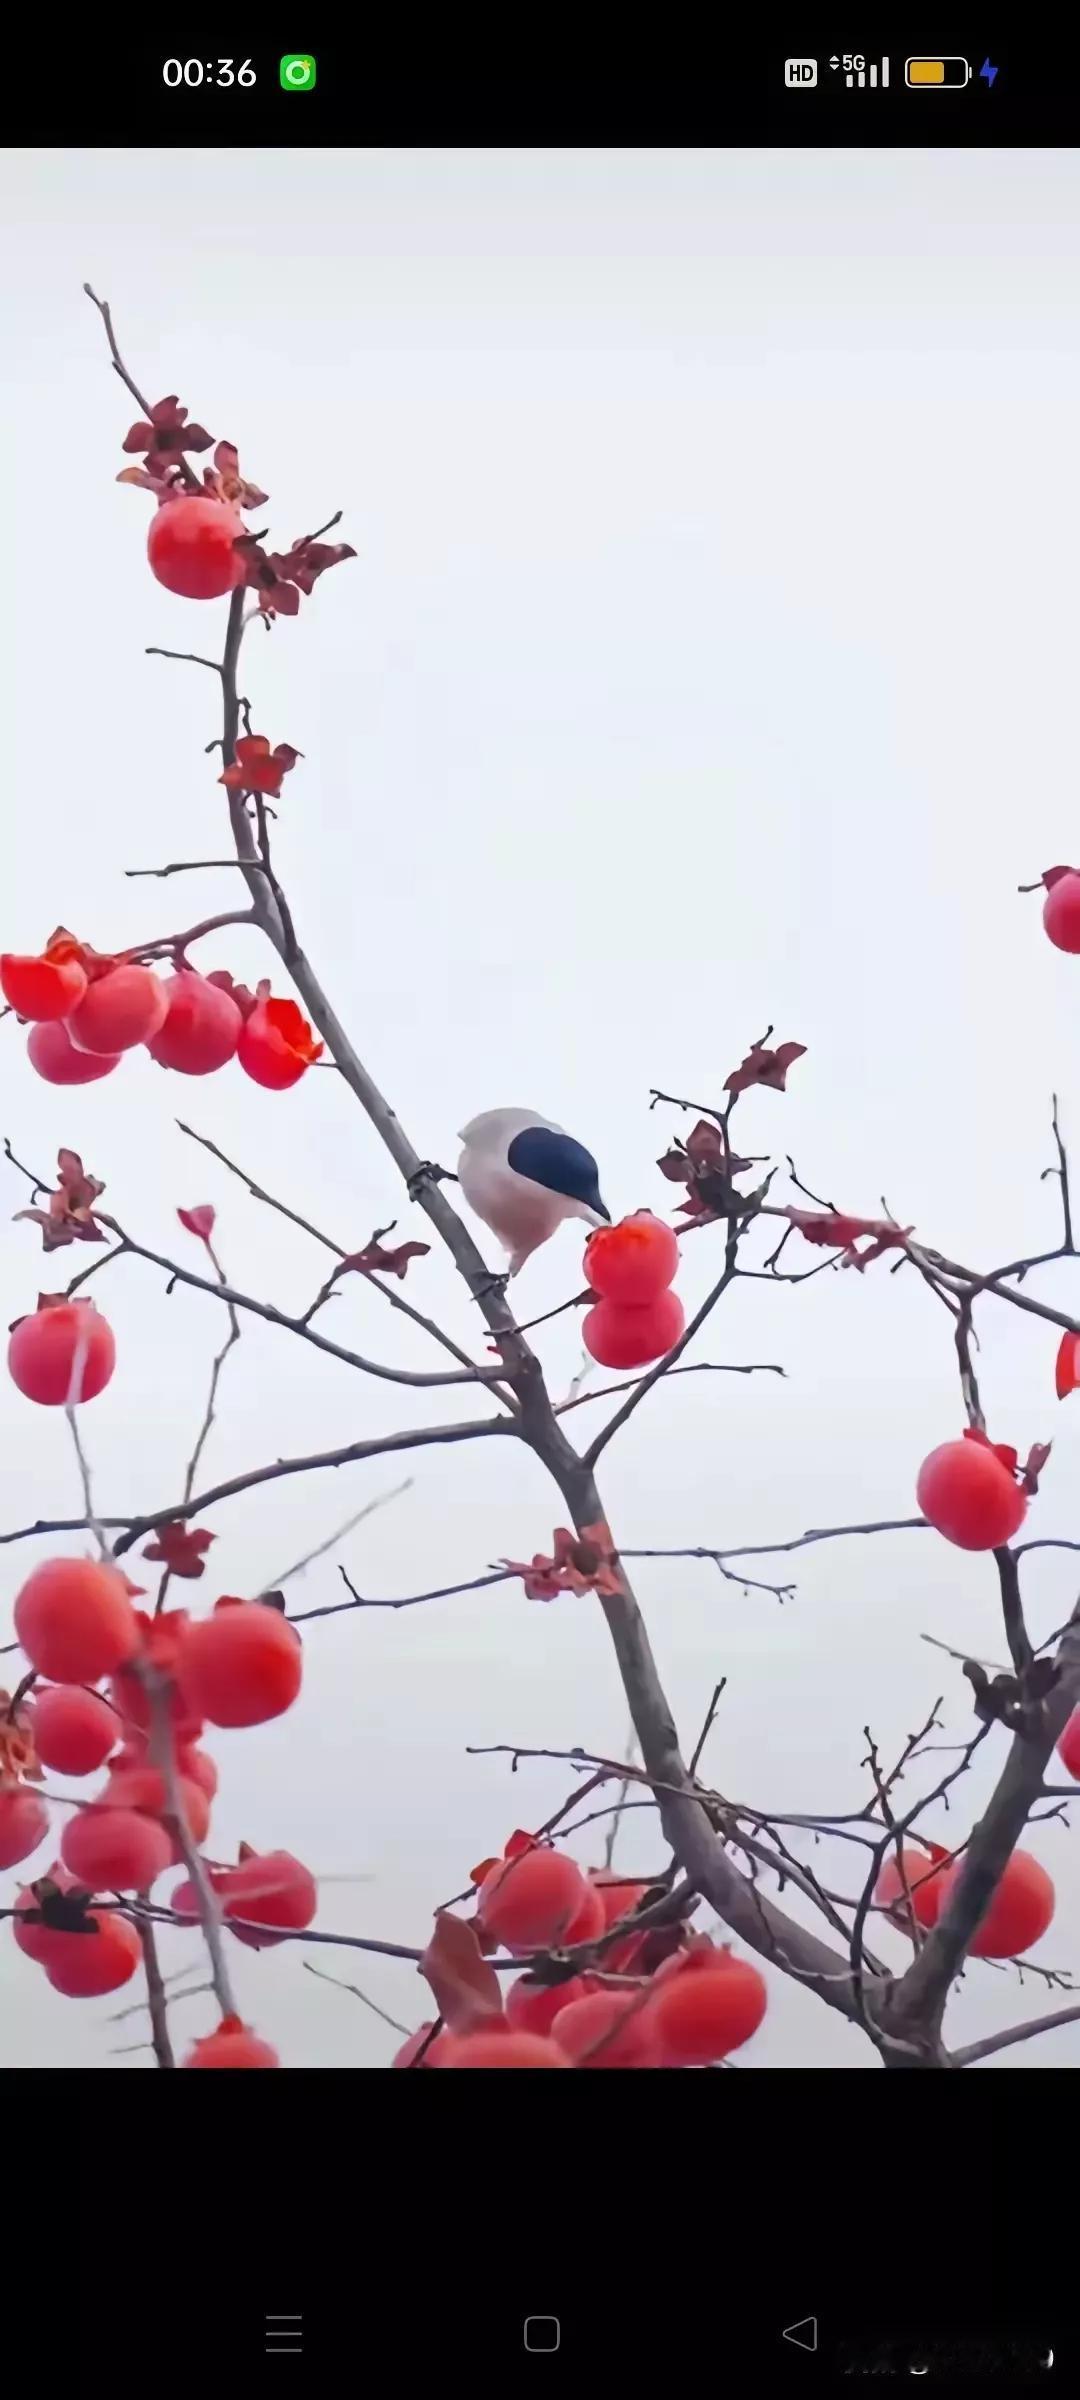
[507,1126,609,1218]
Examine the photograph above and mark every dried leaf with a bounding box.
[219,735,302,800]
[269,536,356,596]
[344,1239,431,1281]
[0,1693,41,1783]
[205,440,269,511]
[14,1149,106,1252]
[233,530,355,618]
[205,968,257,1019]
[141,1522,216,1578]
[122,396,213,466]
[1021,1439,1052,1493]
[725,1038,807,1098]
[418,1911,503,2035]
[501,1523,622,1601]
[786,1207,912,1269]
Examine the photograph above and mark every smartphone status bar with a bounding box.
[6,38,1073,145]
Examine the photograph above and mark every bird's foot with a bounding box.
[473,1269,511,1303]
[406,1160,457,1202]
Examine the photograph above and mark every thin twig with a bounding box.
[602,1724,639,1870]
[262,1482,413,1594]
[64,1320,111,1560]
[145,1671,238,2021]
[137,1905,176,2069]
[302,1958,410,2036]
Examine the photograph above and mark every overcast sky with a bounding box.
[2,145,1079,2067]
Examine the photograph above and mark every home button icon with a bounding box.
[524,2317,561,2352]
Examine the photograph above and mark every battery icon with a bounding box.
[905,57,970,87]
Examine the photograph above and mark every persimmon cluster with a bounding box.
[395,1837,768,2068]
[3,1544,312,2063]
[582,1212,684,1369]
[1,934,322,1096]
[874,1842,1055,1958]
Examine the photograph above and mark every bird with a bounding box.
[457,1107,610,1279]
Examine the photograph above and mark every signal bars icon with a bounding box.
[829,54,889,88]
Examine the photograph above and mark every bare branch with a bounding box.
[554,1358,785,1418]
[602,1723,639,1870]
[953,1999,1080,2067]
[174,1122,514,1397]
[83,1226,500,1391]
[262,1481,413,1594]
[84,284,199,488]
[145,1672,238,2022]
[106,1414,515,1560]
[137,1905,176,2069]
[583,1260,740,1464]
[885,1604,1080,2041]
[302,1958,410,2037]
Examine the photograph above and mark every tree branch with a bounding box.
[583,1258,740,1465]
[137,1905,176,2069]
[105,1414,516,1559]
[82,1224,499,1391]
[884,1604,1080,2041]
[173,1121,515,1400]
[952,1999,1080,2066]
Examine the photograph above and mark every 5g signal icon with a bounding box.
[829,53,889,88]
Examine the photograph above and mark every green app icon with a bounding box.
[280,54,317,91]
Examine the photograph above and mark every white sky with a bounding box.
[2,146,1079,2067]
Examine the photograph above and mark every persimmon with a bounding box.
[60,1800,172,1892]
[175,1745,219,1801]
[147,495,243,601]
[1056,1707,1080,1781]
[873,1848,946,1931]
[647,1955,767,2063]
[562,1879,605,1944]
[505,1974,587,2036]
[66,963,168,1055]
[182,2016,280,2068]
[0,1783,50,1870]
[27,1019,122,1084]
[104,1763,211,1850]
[38,1907,141,1997]
[14,1557,138,1684]
[916,1433,1027,1550]
[171,1847,316,1948]
[0,946,87,1020]
[937,1849,1054,1959]
[110,1609,202,1744]
[177,1599,302,1728]
[434,2029,568,2067]
[551,1988,659,2067]
[1043,872,1080,954]
[31,1685,118,1778]
[237,992,323,1090]
[147,970,243,1075]
[582,1289,685,1371]
[584,1212,679,1304]
[590,1871,649,1928]
[476,1847,588,1950]
[8,1299,115,1408]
